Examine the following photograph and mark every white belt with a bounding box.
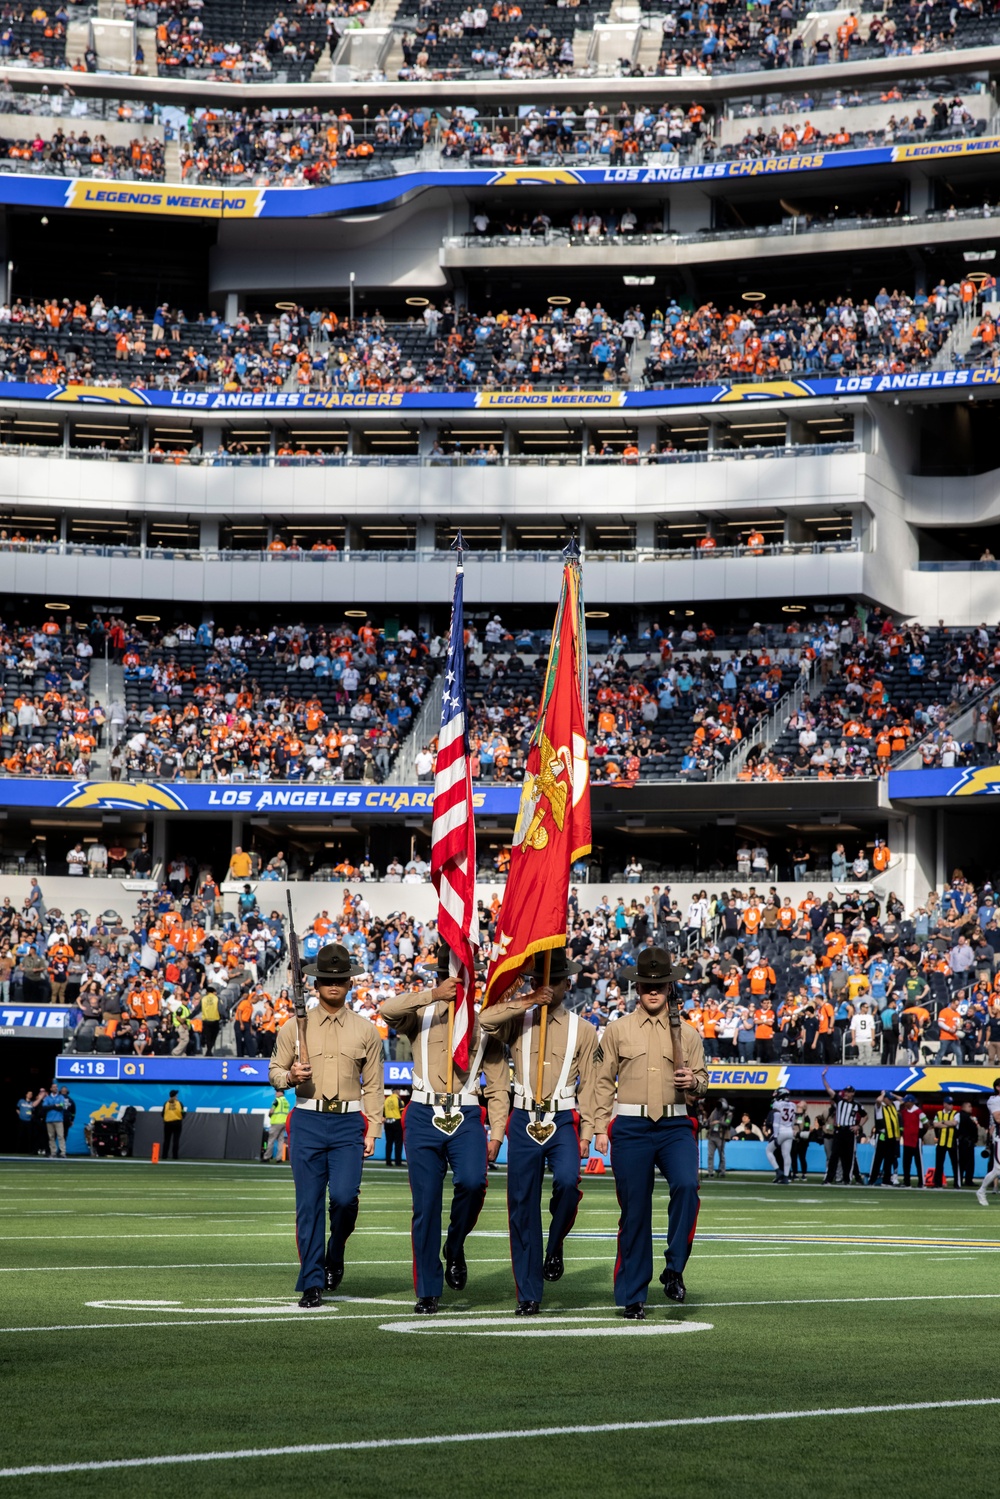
[615,1103,691,1119]
[513,1097,578,1113]
[410,1090,480,1107]
[294,1099,362,1114]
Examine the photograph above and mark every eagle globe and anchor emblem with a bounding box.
[507,730,589,1144]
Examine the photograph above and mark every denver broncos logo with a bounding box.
[715,380,815,403]
[56,781,189,811]
[47,386,151,406]
[488,168,584,187]
[954,766,1000,795]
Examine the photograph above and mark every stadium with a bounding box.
[1,3,1000,1493]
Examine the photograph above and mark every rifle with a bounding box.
[666,981,698,1108]
[286,891,310,1071]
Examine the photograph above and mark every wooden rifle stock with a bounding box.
[286,891,310,1071]
[666,982,697,1108]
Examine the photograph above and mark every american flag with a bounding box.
[431,534,478,1071]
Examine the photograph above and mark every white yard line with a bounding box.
[3,1288,999,1335]
[2,1399,998,1478]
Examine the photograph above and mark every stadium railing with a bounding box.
[0,537,862,561]
[0,441,862,465]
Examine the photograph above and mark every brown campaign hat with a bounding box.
[530,947,581,981]
[303,942,365,979]
[435,941,486,979]
[618,945,682,986]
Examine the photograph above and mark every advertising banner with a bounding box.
[0,366,993,414]
[0,779,523,816]
[0,135,994,219]
[888,766,1000,798]
[0,1004,73,1037]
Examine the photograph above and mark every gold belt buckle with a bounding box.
[526,1107,556,1145]
[320,1097,341,1114]
[432,1095,464,1135]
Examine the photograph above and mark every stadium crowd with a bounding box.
[3,857,995,1080]
[742,616,1000,781]
[0,86,982,191]
[0,281,985,397]
[2,609,990,786]
[112,615,432,784]
[1,128,164,178]
[0,614,103,778]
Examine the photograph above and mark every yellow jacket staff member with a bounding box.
[269,943,384,1308]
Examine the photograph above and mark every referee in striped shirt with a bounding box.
[822,1068,859,1186]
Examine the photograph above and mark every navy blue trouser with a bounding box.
[402,1101,488,1298]
[288,1108,364,1293]
[506,1109,582,1304]
[609,1114,700,1307]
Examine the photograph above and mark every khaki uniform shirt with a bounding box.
[379,988,509,1140]
[479,1000,598,1141]
[594,1007,708,1133]
[268,1004,384,1134]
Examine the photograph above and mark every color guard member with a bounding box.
[594,947,707,1319]
[269,943,383,1308]
[380,945,509,1314]
[479,949,597,1315]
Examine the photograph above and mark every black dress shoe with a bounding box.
[414,1296,439,1314]
[324,1263,344,1292]
[542,1251,564,1282]
[660,1269,686,1303]
[623,1303,647,1321]
[444,1251,467,1291]
[298,1287,324,1309]
[515,1300,541,1316]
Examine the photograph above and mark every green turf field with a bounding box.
[0,1159,997,1499]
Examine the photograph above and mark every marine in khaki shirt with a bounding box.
[479,948,598,1314]
[269,1001,385,1141]
[380,972,510,1144]
[593,1004,708,1135]
[479,980,598,1145]
[377,946,510,1313]
[268,941,384,1308]
[593,946,708,1319]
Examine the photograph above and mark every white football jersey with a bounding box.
[772,1099,797,1131]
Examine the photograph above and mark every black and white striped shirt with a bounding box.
[834,1099,857,1128]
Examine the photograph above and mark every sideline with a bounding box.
[2,1399,998,1478]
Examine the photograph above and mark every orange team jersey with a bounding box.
[818,1001,835,1034]
[753,1007,775,1037]
[778,904,795,929]
[749,965,775,994]
[742,907,762,934]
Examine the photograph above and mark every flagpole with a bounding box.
[535,951,551,1104]
[444,530,465,1097]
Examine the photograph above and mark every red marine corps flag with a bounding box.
[484,542,591,1006]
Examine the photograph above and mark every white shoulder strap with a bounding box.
[414,1004,434,1091]
[462,1021,488,1091]
[553,1009,579,1099]
[520,1010,534,1103]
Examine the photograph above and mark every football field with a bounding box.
[0,1159,997,1498]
